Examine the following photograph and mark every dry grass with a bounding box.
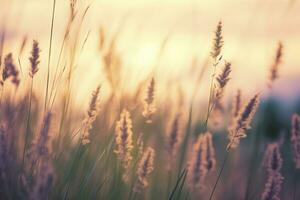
[0,1,299,200]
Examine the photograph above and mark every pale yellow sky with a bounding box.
[1,0,300,107]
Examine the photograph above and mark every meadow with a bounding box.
[0,0,300,200]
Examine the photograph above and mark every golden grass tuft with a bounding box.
[29,40,41,78]
[210,21,224,62]
[133,147,155,193]
[268,42,283,88]
[213,61,232,112]
[81,85,101,145]
[227,94,260,150]
[187,134,207,191]
[114,109,134,170]
[142,77,156,123]
[166,113,182,170]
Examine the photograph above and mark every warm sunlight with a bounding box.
[0,0,300,199]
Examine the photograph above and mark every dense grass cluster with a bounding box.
[0,1,299,200]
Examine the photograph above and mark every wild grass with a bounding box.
[0,1,299,200]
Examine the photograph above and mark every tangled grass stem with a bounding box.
[204,61,217,131]
[63,142,85,199]
[168,168,187,200]
[208,149,230,200]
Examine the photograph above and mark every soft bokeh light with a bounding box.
[1,0,300,107]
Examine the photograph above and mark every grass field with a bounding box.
[0,0,300,199]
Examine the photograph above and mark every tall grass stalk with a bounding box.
[244,95,270,200]
[62,142,85,199]
[17,58,23,77]
[168,168,187,200]
[210,94,259,199]
[78,138,112,195]
[208,150,229,200]
[204,61,217,131]
[48,2,77,108]
[175,169,187,200]
[56,5,90,155]
[21,77,34,168]
[45,0,57,112]
[177,59,208,174]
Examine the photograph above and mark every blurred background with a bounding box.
[0,1,300,200]
[1,0,300,107]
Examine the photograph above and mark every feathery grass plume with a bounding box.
[203,132,216,171]
[205,21,224,130]
[36,113,52,158]
[215,61,231,90]
[261,172,283,200]
[213,61,232,112]
[114,109,134,169]
[291,114,300,168]
[2,53,20,87]
[261,143,283,200]
[166,113,182,170]
[232,89,242,119]
[137,133,144,158]
[81,86,101,145]
[28,112,52,167]
[23,43,40,168]
[46,0,78,110]
[227,94,260,150]
[187,135,207,191]
[29,113,54,199]
[133,147,155,193]
[268,42,283,88]
[29,40,40,77]
[229,89,242,130]
[210,21,224,61]
[31,161,54,200]
[263,143,283,173]
[142,77,156,123]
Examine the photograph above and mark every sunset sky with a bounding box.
[1,0,300,106]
